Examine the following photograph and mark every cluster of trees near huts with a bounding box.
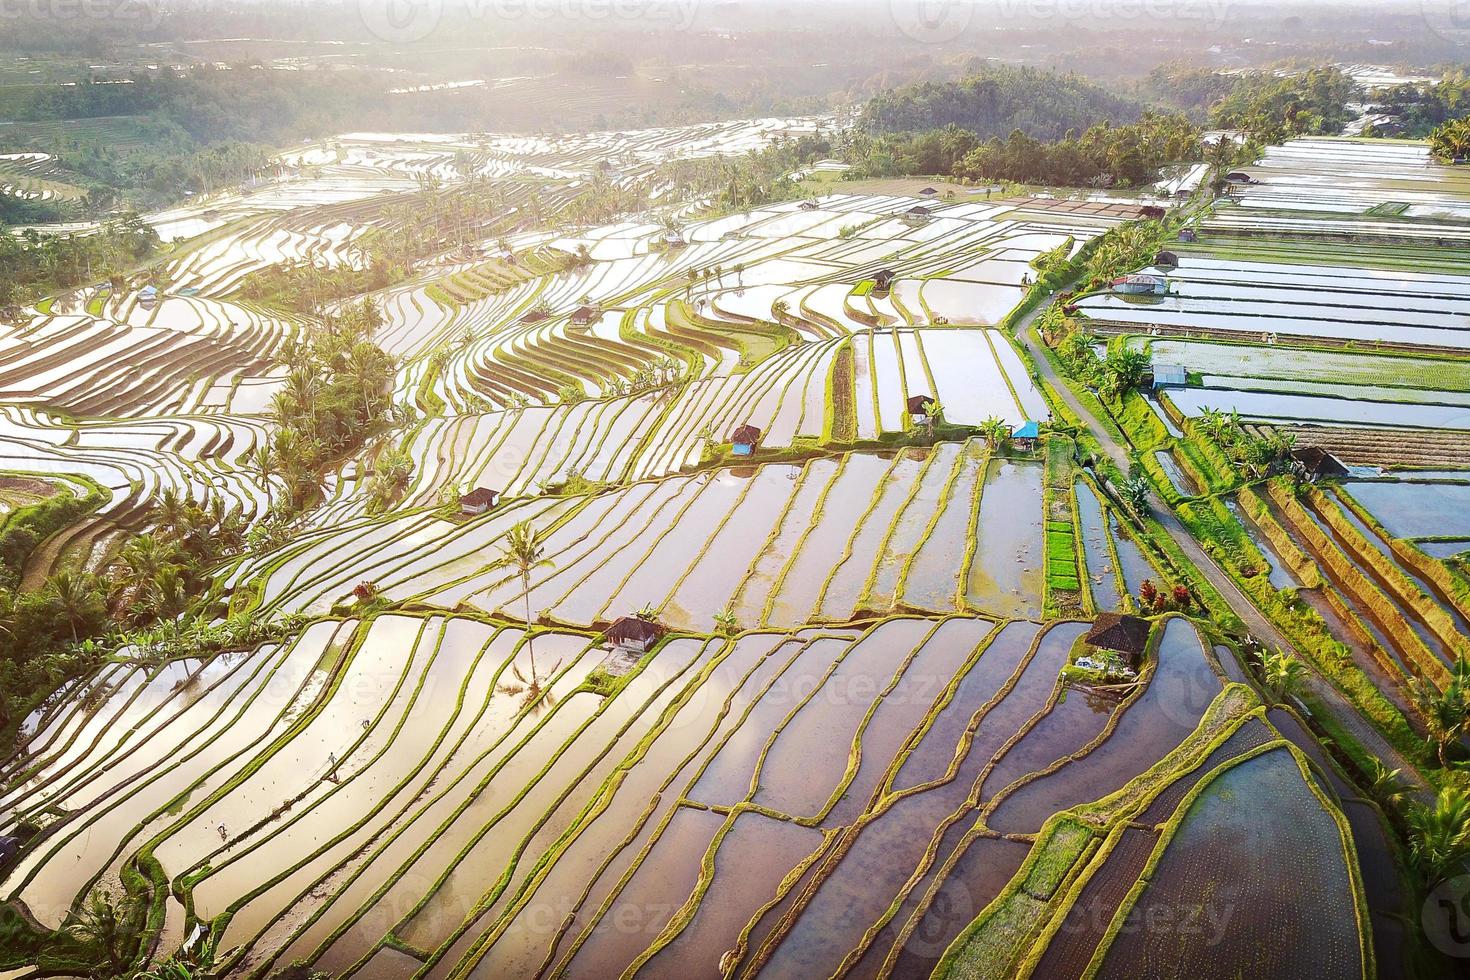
[0,485,278,752]
[1361,70,1470,139]
[0,307,391,751]
[0,212,157,309]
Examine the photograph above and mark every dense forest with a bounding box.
[7,68,380,139]
[839,112,1207,189]
[848,64,1381,187]
[860,65,1144,141]
[953,113,1204,187]
[0,68,385,217]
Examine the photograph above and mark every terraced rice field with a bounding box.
[11,605,1328,979]
[1073,135,1470,773]
[0,123,1390,979]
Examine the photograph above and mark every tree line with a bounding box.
[264,299,399,511]
[0,212,157,310]
[953,113,1203,188]
[836,112,1205,190]
[860,65,1144,141]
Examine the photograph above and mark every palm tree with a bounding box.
[1407,786,1470,885]
[283,367,323,414]
[147,566,189,620]
[1257,648,1308,705]
[252,444,273,488]
[68,889,137,976]
[1429,117,1470,163]
[1364,759,1408,812]
[114,534,174,613]
[155,488,188,536]
[118,534,169,584]
[47,570,104,644]
[1412,672,1470,768]
[495,522,552,689]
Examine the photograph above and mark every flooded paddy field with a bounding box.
[3,608,1321,979]
[1340,478,1470,540]
[0,116,1407,980]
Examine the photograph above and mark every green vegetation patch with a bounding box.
[934,814,1097,980]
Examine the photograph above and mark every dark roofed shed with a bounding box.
[1292,447,1350,481]
[906,394,935,416]
[605,616,665,652]
[1085,613,1151,664]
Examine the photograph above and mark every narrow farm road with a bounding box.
[1014,307,1432,793]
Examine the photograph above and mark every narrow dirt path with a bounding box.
[1013,307,1431,793]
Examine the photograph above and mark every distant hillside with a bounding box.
[859,65,1144,140]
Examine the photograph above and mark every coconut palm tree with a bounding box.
[1429,117,1470,163]
[283,367,323,414]
[1412,671,1470,768]
[47,570,104,644]
[1257,648,1308,705]
[252,444,273,488]
[155,488,188,537]
[495,521,552,690]
[1407,786,1470,885]
[67,889,138,976]
[147,566,189,621]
